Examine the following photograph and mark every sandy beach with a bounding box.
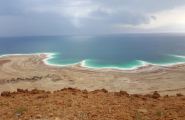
[0,53,185,95]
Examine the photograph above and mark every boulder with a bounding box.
[152,91,160,99]
[176,93,183,97]
[1,91,11,97]
[101,88,108,93]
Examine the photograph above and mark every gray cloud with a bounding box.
[89,9,110,18]
[88,8,150,25]
[0,0,185,36]
[94,0,185,13]
[150,16,157,20]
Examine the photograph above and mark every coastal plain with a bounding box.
[0,53,185,95]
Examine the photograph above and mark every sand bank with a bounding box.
[0,53,185,95]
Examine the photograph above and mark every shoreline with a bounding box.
[1,52,185,74]
[1,53,185,95]
[1,53,184,71]
[41,53,185,72]
[34,53,185,71]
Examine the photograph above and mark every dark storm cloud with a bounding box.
[0,0,185,36]
[88,8,150,25]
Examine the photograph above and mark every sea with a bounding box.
[1,33,185,69]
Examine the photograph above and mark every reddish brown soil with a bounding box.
[0,88,185,120]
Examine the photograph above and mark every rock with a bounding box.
[92,89,99,94]
[61,88,68,91]
[12,91,18,94]
[49,113,54,117]
[17,88,28,93]
[83,90,88,94]
[83,95,88,98]
[120,90,129,96]
[68,87,75,90]
[15,113,21,116]
[152,91,160,99]
[114,91,129,97]
[57,100,64,105]
[142,97,147,100]
[138,108,148,114]
[31,89,40,94]
[176,93,183,97]
[17,78,21,80]
[101,88,108,93]
[36,94,48,99]
[164,95,169,98]
[46,91,51,94]
[1,91,11,97]
[114,92,121,96]
[55,117,61,120]
[181,96,185,100]
[36,115,42,119]
[39,90,46,93]
[33,76,40,80]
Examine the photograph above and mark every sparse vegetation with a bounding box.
[66,99,72,102]
[155,110,164,116]
[130,96,135,100]
[13,106,27,115]
[175,109,181,113]
[0,103,5,106]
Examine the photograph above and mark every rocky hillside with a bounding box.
[0,88,185,120]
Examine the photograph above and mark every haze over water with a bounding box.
[1,33,185,69]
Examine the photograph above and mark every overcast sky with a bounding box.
[1,0,185,37]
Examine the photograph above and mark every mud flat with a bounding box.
[0,53,185,95]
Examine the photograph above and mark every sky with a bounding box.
[1,0,185,37]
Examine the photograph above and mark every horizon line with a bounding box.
[0,32,185,38]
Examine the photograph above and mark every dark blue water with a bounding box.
[1,33,185,69]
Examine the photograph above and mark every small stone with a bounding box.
[49,113,54,117]
[36,115,42,119]
[83,90,88,94]
[15,113,21,116]
[55,117,61,120]
[83,95,88,98]
[138,108,148,114]
[120,90,129,96]
[36,94,48,99]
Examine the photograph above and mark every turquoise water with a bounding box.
[1,34,185,69]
